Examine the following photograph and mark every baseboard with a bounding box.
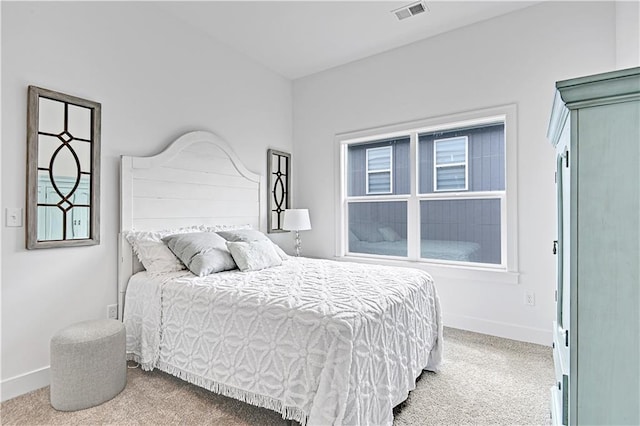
[1,366,50,402]
[444,313,553,346]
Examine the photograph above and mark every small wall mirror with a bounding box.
[267,149,290,233]
[26,86,101,249]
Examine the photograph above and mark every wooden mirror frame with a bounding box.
[26,86,101,249]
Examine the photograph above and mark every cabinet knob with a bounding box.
[553,240,558,255]
[558,381,561,390]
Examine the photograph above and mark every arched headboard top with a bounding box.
[129,131,260,183]
[118,130,264,318]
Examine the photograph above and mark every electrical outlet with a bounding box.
[524,291,536,306]
[107,304,118,320]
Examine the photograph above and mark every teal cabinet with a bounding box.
[548,67,639,425]
[37,175,90,241]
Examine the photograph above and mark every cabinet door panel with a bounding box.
[575,101,639,425]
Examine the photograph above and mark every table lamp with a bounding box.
[282,209,311,257]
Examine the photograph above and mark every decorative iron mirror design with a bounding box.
[26,86,101,249]
[267,149,290,233]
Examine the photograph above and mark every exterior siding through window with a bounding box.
[348,137,410,196]
[419,124,505,193]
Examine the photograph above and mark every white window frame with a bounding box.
[433,136,469,192]
[334,104,519,284]
[365,146,393,195]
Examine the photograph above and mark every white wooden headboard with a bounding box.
[118,130,264,318]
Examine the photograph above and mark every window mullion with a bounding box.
[347,194,410,202]
[407,132,419,260]
[436,162,466,168]
[418,191,504,200]
[500,193,507,267]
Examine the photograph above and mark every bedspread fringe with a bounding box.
[129,355,308,426]
[127,352,155,371]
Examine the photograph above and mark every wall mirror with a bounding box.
[26,86,101,249]
[267,149,290,233]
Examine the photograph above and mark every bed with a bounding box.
[348,221,481,262]
[119,131,442,425]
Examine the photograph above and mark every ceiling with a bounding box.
[158,1,539,80]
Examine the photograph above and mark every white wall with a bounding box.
[292,2,617,345]
[1,2,292,400]
[616,1,640,69]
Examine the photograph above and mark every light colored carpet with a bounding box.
[0,328,553,425]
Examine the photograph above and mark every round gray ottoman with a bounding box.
[50,319,126,411]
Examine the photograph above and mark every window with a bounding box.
[419,124,504,265]
[366,146,393,194]
[347,137,409,257]
[338,105,518,273]
[433,136,468,191]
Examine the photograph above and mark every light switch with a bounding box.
[6,208,23,227]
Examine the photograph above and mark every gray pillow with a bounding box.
[226,240,282,272]
[216,229,269,243]
[162,232,237,277]
[217,229,289,260]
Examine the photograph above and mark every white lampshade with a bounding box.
[282,209,311,231]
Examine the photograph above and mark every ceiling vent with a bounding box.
[392,1,428,21]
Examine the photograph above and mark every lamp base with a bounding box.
[294,230,301,257]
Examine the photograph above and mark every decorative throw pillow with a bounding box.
[162,232,237,277]
[217,229,289,260]
[226,240,283,272]
[124,226,200,273]
[378,226,402,242]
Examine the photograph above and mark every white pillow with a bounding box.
[351,222,384,242]
[226,240,283,272]
[198,223,252,233]
[124,226,200,273]
[270,242,289,260]
[379,226,402,242]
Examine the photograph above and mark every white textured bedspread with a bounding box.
[124,257,442,425]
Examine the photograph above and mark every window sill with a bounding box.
[333,255,520,285]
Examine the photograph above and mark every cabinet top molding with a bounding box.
[548,67,640,148]
[556,66,640,107]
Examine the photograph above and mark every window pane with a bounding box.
[420,198,501,264]
[436,165,466,191]
[367,147,391,171]
[435,137,466,165]
[348,137,409,196]
[419,123,504,194]
[368,172,391,194]
[349,201,407,257]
